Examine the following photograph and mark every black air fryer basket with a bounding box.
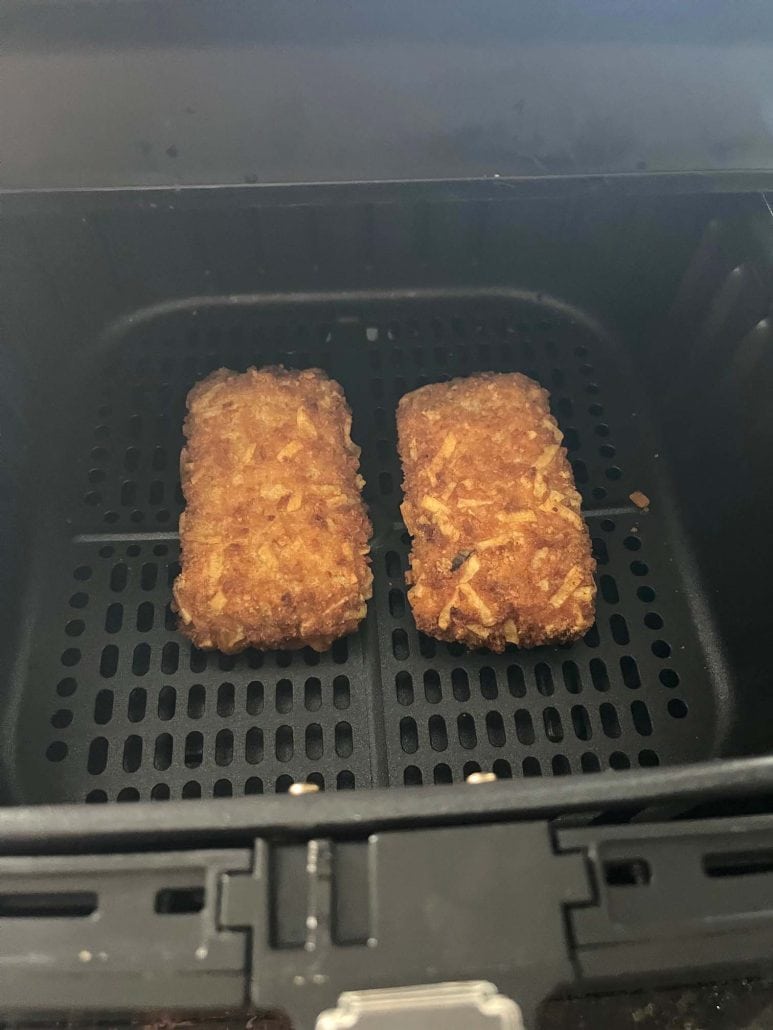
[3,2,773,1027]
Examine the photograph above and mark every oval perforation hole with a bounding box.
[245,776,263,795]
[122,735,142,773]
[600,575,619,605]
[391,630,409,660]
[535,663,554,697]
[584,624,600,648]
[452,668,470,702]
[87,737,108,775]
[151,784,170,801]
[335,722,354,758]
[620,655,641,690]
[160,642,179,674]
[61,648,81,667]
[552,755,571,776]
[522,757,541,777]
[486,711,506,747]
[610,614,630,645]
[187,684,205,719]
[571,704,592,741]
[182,781,201,799]
[132,643,151,676]
[276,679,293,714]
[110,564,127,591]
[158,685,176,720]
[136,601,154,632]
[639,749,660,767]
[404,766,422,786]
[423,670,441,704]
[276,725,294,762]
[127,687,147,723]
[337,770,355,790]
[333,675,350,709]
[396,671,414,706]
[117,787,140,803]
[93,689,114,725]
[429,715,448,752]
[581,752,601,773]
[51,708,72,729]
[433,763,452,784]
[57,677,77,698]
[457,713,477,749]
[305,724,323,761]
[479,667,498,700]
[247,680,264,715]
[514,709,535,745]
[100,645,118,678]
[609,751,630,770]
[215,729,234,766]
[184,731,203,768]
[246,727,264,765]
[562,661,582,694]
[217,682,235,717]
[631,700,653,736]
[418,634,436,659]
[332,638,348,664]
[592,538,609,565]
[385,551,402,578]
[589,658,610,692]
[600,702,622,739]
[154,733,173,771]
[543,706,563,743]
[668,698,688,719]
[506,665,526,698]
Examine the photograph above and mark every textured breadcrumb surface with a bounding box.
[397,372,596,652]
[173,367,372,652]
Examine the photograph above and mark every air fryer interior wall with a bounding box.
[1,188,771,806]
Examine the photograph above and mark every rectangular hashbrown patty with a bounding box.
[173,367,372,653]
[397,372,596,651]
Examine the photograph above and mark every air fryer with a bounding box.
[2,2,773,1028]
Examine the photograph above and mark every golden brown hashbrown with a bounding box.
[173,366,372,653]
[397,372,596,651]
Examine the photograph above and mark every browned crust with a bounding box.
[173,366,372,652]
[397,372,596,652]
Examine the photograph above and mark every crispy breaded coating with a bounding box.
[173,367,372,653]
[397,372,596,652]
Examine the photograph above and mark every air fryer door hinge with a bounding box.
[219,821,592,1030]
[558,814,773,986]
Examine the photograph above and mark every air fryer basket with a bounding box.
[1,188,772,808]
[10,293,717,804]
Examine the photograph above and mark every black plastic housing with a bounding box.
[2,187,773,814]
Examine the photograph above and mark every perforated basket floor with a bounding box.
[10,295,719,803]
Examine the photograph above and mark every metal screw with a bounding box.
[465,771,498,785]
[288,781,321,796]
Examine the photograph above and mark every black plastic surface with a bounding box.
[3,1,773,191]
[560,815,773,986]
[9,295,721,803]
[222,823,591,1028]
[0,848,251,1010]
